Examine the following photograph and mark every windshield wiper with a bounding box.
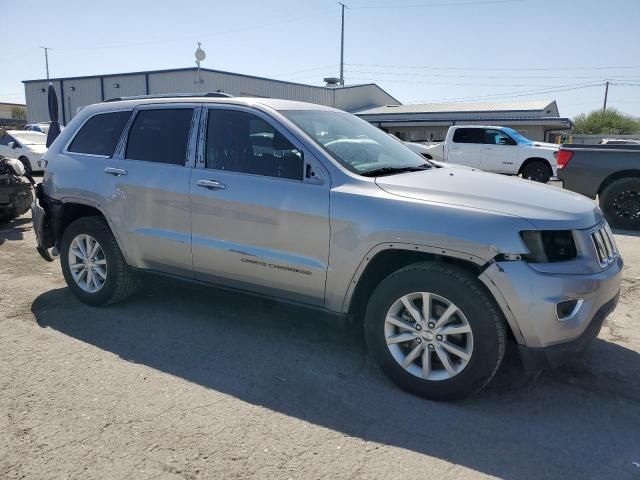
[360,164,431,177]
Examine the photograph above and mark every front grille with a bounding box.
[591,223,618,268]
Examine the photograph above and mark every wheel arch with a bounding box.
[518,156,552,175]
[54,201,131,265]
[597,169,640,195]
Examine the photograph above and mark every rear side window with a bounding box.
[68,111,131,156]
[452,128,484,144]
[126,109,194,165]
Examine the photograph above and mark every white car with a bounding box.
[422,126,559,183]
[0,129,47,173]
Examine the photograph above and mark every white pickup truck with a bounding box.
[415,126,559,183]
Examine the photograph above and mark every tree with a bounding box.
[11,106,26,121]
[572,109,640,135]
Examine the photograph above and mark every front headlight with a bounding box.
[520,230,577,263]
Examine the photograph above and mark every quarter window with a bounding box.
[205,109,303,181]
[126,109,194,165]
[68,111,131,156]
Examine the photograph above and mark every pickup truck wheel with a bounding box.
[520,160,551,183]
[364,262,506,401]
[60,217,138,306]
[600,177,640,230]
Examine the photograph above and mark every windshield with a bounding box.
[13,132,46,146]
[501,127,533,145]
[281,110,429,175]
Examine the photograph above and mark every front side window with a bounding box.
[0,131,13,146]
[484,129,516,146]
[68,111,131,156]
[126,108,194,165]
[205,109,303,181]
[281,110,427,175]
[452,128,484,144]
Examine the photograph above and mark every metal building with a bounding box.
[354,100,572,142]
[22,67,399,124]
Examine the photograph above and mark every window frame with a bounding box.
[197,104,321,184]
[113,103,202,167]
[63,109,133,158]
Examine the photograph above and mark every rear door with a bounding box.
[189,105,331,306]
[447,128,484,168]
[481,128,518,173]
[95,104,199,276]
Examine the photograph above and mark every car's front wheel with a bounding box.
[364,262,506,401]
[60,216,138,306]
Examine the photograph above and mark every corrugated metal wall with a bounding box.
[25,80,62,124]
[62,78,102,123]
[103,74,147,101]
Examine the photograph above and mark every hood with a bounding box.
[375,168,600,230]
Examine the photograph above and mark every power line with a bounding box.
[344,76,590,88]
[349,0,524,9]
[344,68,640,80]
[346,62,640,71]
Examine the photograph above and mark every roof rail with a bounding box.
[104,92,233,102]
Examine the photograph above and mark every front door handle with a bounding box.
[104,167,128,176]
[197,179,226,190]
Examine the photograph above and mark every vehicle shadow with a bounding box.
[0,216,32,245]
[612,227,640,238]
[32,281,640,479]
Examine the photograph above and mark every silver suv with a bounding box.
[32,96,623,400]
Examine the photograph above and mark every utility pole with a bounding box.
[603,80,609,113]
[40,47,51,81]
[339,2,347,86]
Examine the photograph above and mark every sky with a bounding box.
[2,0,640,118]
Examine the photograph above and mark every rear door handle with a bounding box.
[197,179,226,190]
[104,167,128,176]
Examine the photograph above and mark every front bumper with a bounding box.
[480,254,623,369]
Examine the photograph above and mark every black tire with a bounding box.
[599,177,640,230]
[364,262,506,401]
[60,216,138,306]
[18,156,32,175]
[520,160,551,183]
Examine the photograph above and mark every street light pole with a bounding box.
[40,47,51,81]
[339,2,347,86]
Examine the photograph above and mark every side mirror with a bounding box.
[8,141,15,149]
[499,138,516,146]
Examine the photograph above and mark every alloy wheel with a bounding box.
[68,234,108,293]
[384,292,474,381]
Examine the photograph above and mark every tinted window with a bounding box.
[126,109,194,165]
[205,110,303,181]
[0,131,13,146]
[68,111,131,156]
[484,129,516,145]
[452,128,484,144]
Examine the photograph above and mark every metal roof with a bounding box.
[355,100,556,115]
[21,66,400,104]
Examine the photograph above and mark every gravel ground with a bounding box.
[1,211,639,480]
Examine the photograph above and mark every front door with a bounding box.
[481,128,518,174]
[190,106,331,306]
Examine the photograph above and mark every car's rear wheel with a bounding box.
[599,177,640,230]
[364,262,506,401]
[60,216,138,306]
[521,160,551,183]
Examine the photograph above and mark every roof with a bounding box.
[21,66,400,103]
[0,102,26,107]
[355,100,557,115]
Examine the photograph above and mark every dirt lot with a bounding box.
[1,211,639,480]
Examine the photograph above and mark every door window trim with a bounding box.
[197,104,324,185]
[114,103,201,168]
